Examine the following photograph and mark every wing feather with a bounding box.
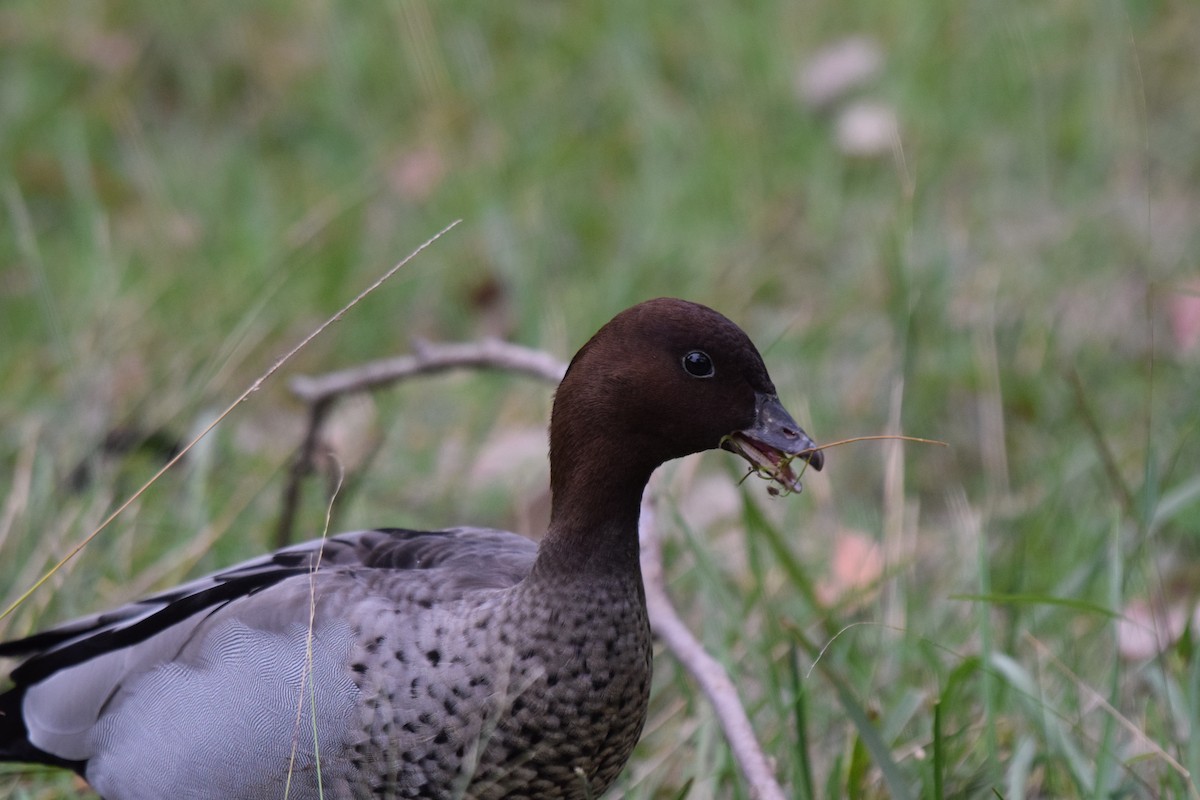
[0,525,539,773]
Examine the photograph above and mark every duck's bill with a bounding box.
[722,393,823,494]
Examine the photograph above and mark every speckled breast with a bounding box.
[336,575,653,799]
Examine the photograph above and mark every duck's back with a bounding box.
[0,527,652,799]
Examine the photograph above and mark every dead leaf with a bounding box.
[817,529,883,607]
[835,101,898,158]
[796,36,885,109]
[1167,279,1200,355]
[1117,597,1189,660]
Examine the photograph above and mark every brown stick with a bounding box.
[288,338,568,405]
[277,340,568,546]
[276,398,333,548]
[640,497,789,800]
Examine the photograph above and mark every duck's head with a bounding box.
[549,298,822,500]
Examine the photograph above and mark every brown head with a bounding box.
[545,298,822,550]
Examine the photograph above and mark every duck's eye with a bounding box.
[682,350,715,378]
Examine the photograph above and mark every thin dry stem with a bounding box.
[810,433,948,451]
[882,378,908,631]
[1025,632,1199,797]
[1067,367,1136,518]
[0,423,38,556]
[0,219,461,624]
[729,432,946,499]
[286,457,343,800]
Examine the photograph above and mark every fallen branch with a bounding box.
[640,496,789,800]
[288,338,568,405]
[277,339,567,546]
[283,339,789,797]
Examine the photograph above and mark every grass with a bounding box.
[2,0,1199,797]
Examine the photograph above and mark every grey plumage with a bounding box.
[6,528,647,799]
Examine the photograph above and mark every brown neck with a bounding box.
[531,432,658,579]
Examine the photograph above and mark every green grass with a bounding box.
[2,1,1200,797]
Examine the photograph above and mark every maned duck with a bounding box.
[0,297,823,799]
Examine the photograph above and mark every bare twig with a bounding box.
[640,497,789,800]
[289,338,568,405]
[283,339,789,796]
[277,339,567,545]
[276,398,335,548]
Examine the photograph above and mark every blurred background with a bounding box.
[1,1,1199,797]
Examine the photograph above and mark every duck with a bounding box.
[0,297,823,800]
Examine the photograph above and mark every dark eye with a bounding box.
[682,350,715,378]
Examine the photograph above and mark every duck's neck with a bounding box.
[532,438,657,580]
